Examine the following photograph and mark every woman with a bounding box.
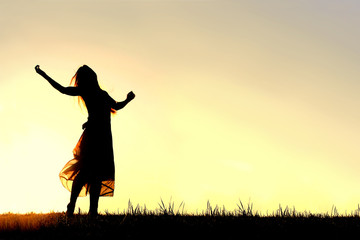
[35,65,135,216]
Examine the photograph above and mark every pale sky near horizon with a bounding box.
[1,0,360,214]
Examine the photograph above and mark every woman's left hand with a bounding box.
[127,91,135,101]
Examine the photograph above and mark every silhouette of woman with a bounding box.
[35,65,135,216]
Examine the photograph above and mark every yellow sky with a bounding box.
[1,0,360,214]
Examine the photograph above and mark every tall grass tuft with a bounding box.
[237,199,256,217]
[157,197,185,215]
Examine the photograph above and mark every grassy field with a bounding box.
[2,201,360,239]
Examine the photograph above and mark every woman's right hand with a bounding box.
[35,65,45,75]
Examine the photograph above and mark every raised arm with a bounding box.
[35,65,80,96]
[114,91,135,110]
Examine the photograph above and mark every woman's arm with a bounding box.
[35,65,80,96]
[114,91,135,110]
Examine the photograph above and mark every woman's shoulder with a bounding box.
[101,90,110,98]
[101,90,116,103]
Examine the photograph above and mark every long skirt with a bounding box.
[59,124,115,197]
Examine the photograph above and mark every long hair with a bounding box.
[71,65,116,113]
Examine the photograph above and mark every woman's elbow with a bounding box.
[114,103,126,110]
[61,87,79,96]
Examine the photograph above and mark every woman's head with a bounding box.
[70,65,117,114]
[71,65,100,91]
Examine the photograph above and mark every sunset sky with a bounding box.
[1,0,360,214]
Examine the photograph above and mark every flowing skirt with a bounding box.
[59,123,115,197]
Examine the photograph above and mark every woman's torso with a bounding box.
[82,90,114,125]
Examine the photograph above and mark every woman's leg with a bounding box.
[89,181,101,216]
[67,173,85,216]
